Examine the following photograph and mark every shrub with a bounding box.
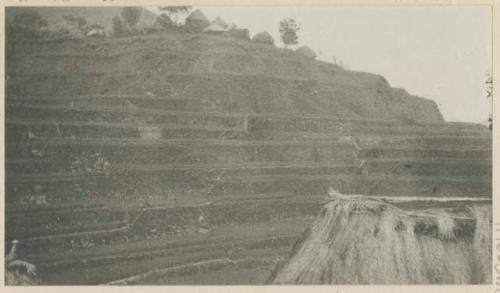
[227,26,250,40]
[252,32,274,45]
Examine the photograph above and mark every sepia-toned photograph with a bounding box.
[3,3,494,286]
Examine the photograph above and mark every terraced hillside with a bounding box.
[5,30,491,285]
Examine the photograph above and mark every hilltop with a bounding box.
[6,7,157,32]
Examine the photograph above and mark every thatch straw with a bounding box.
[471,205,492,283]
[270,196,491,285]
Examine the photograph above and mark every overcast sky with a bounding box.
[153,6,492,123]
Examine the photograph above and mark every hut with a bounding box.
[154,12,175,29]
[185,9,210,32]
[252,32,275,45]
[270,193,492,285]
[296,46,317,59]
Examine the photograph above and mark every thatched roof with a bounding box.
[296,46,317,59]
[271,195,492,284]
[185,9,210,32]
[252,32,275,45]
[186,9,209,23]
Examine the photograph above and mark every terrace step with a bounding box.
[6,156,491,179]
[359,147,491,161]
[265,130,490,140]
[256,127,490,138]
[7,104,490,137]
[6,173,491,205]
[5,164,360,199]
[5,160,361,176]
[356,135,491,148]
[7,195,321,246]
[11,198,490,285]
[7,120,247,141]
[9,190,489,249]
[7,104,245,129]
[7,95,196,111]
[362,159,491,177]
[215,174,491,198]
[248,116,490,136]
[6,138,357,166]
[106,257,280,285]
[21,218,307,285]
[8,120,491,151]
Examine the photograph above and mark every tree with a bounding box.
[158,6,192,24]
[279,18,300,48]
[121,7,142,28]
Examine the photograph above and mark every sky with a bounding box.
[152,6,492,123]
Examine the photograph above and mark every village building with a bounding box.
[185,9,210,32]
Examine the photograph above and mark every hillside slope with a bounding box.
[7,30,444,122]
[5,19,490,285]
